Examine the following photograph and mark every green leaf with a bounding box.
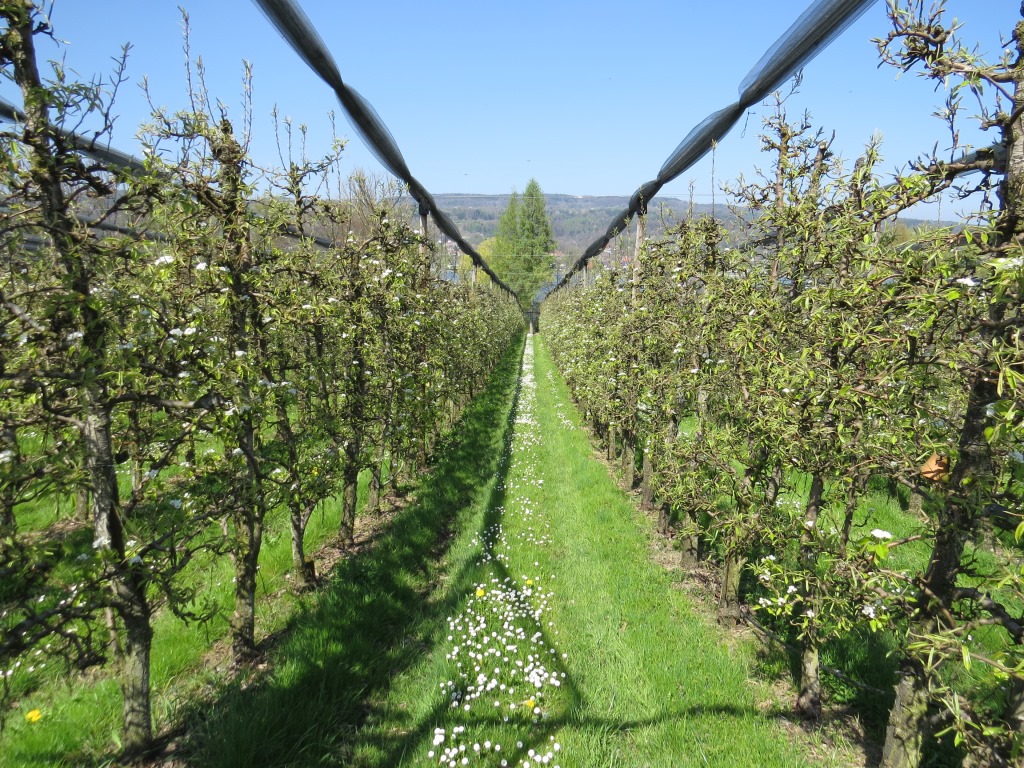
[961,644,971,671]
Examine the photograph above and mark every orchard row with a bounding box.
[543,9,1024,762]
[0,3,522,755]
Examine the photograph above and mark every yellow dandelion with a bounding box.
[475,588,486,597]
[25,709,42,724]
[521,698,536,709]
[525,579,534,586]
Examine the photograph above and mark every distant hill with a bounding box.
[422,193,732,254]
[418,193,952,264]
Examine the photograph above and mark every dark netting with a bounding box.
[0,96,147,174]
[431,207,506,287]
[657,102,744,183]
[572,235,610,275]
[630,179,664,215]
[252,0,516,299]
[251,0,410,183]
[406,178,432,211]
[738,0,877,107]
[336,85,413,182]
[251,0,344,90]
[554,0,882,291]
[603,208,632,242]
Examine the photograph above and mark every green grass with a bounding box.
[10,330,926,766]
[316,336,817,768]
[2,449,369,765]
[525,336,812,767]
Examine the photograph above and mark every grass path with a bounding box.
[18,332,828,767]
[1,331,836,767]
[343,336,818,768]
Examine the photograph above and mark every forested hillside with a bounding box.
[424,193,948,254]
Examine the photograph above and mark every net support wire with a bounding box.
[250,0,519,302]
[554,0,879,292]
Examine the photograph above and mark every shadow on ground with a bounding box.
[173,341,524,767]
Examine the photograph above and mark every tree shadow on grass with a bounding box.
[355,699,761,768]
[345,343,770,768]
[174,340,526,767]
[344,351,579,767]
[175,337,776,768]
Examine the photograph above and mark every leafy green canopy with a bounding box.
[490,179,557,307]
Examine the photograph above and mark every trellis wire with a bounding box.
[248,0,879,297]
[251,0,518,300]
[553,0,880,291]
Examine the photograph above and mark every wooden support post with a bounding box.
[418,200,429,258]
[640,439,654,510]
[631,203,647,303]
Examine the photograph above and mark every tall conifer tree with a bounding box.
[491,179,556,306]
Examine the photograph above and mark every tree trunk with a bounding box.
[881,660,930,768]
[0,504,12,539]
[796,473,824,720]
[1002,678,1024,761]
[678,526,700,569]
[880,363,996,762]
[718,553,746,627]
[3,2,159,752]
[230,505,262,663]
[839,475,863,558]
[207,118,269,667]
[386,446,403,495]
[128,406,143,495]
[0,427,16,536]
[104,607,122,661]
[620,433,635,489]
[656,503,672,536]
[117,586,153,758]
[696,387,709,420]
[658,415,679,538]
[289,503,315,591]
[340,460,358,549]
[76,485,90,522]
[366,438,385,515]
[84,409,122,550]
[366,464,382,516]
[640,440,654,510]
[908,489,924,519]
[796,642,822,721]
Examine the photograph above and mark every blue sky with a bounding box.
[12,1,1016,222]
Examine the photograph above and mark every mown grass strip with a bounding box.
[522,335,815,768]
[0,340,525,768]
[335,336,820,768]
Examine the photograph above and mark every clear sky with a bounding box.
[8,1,1016,225]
